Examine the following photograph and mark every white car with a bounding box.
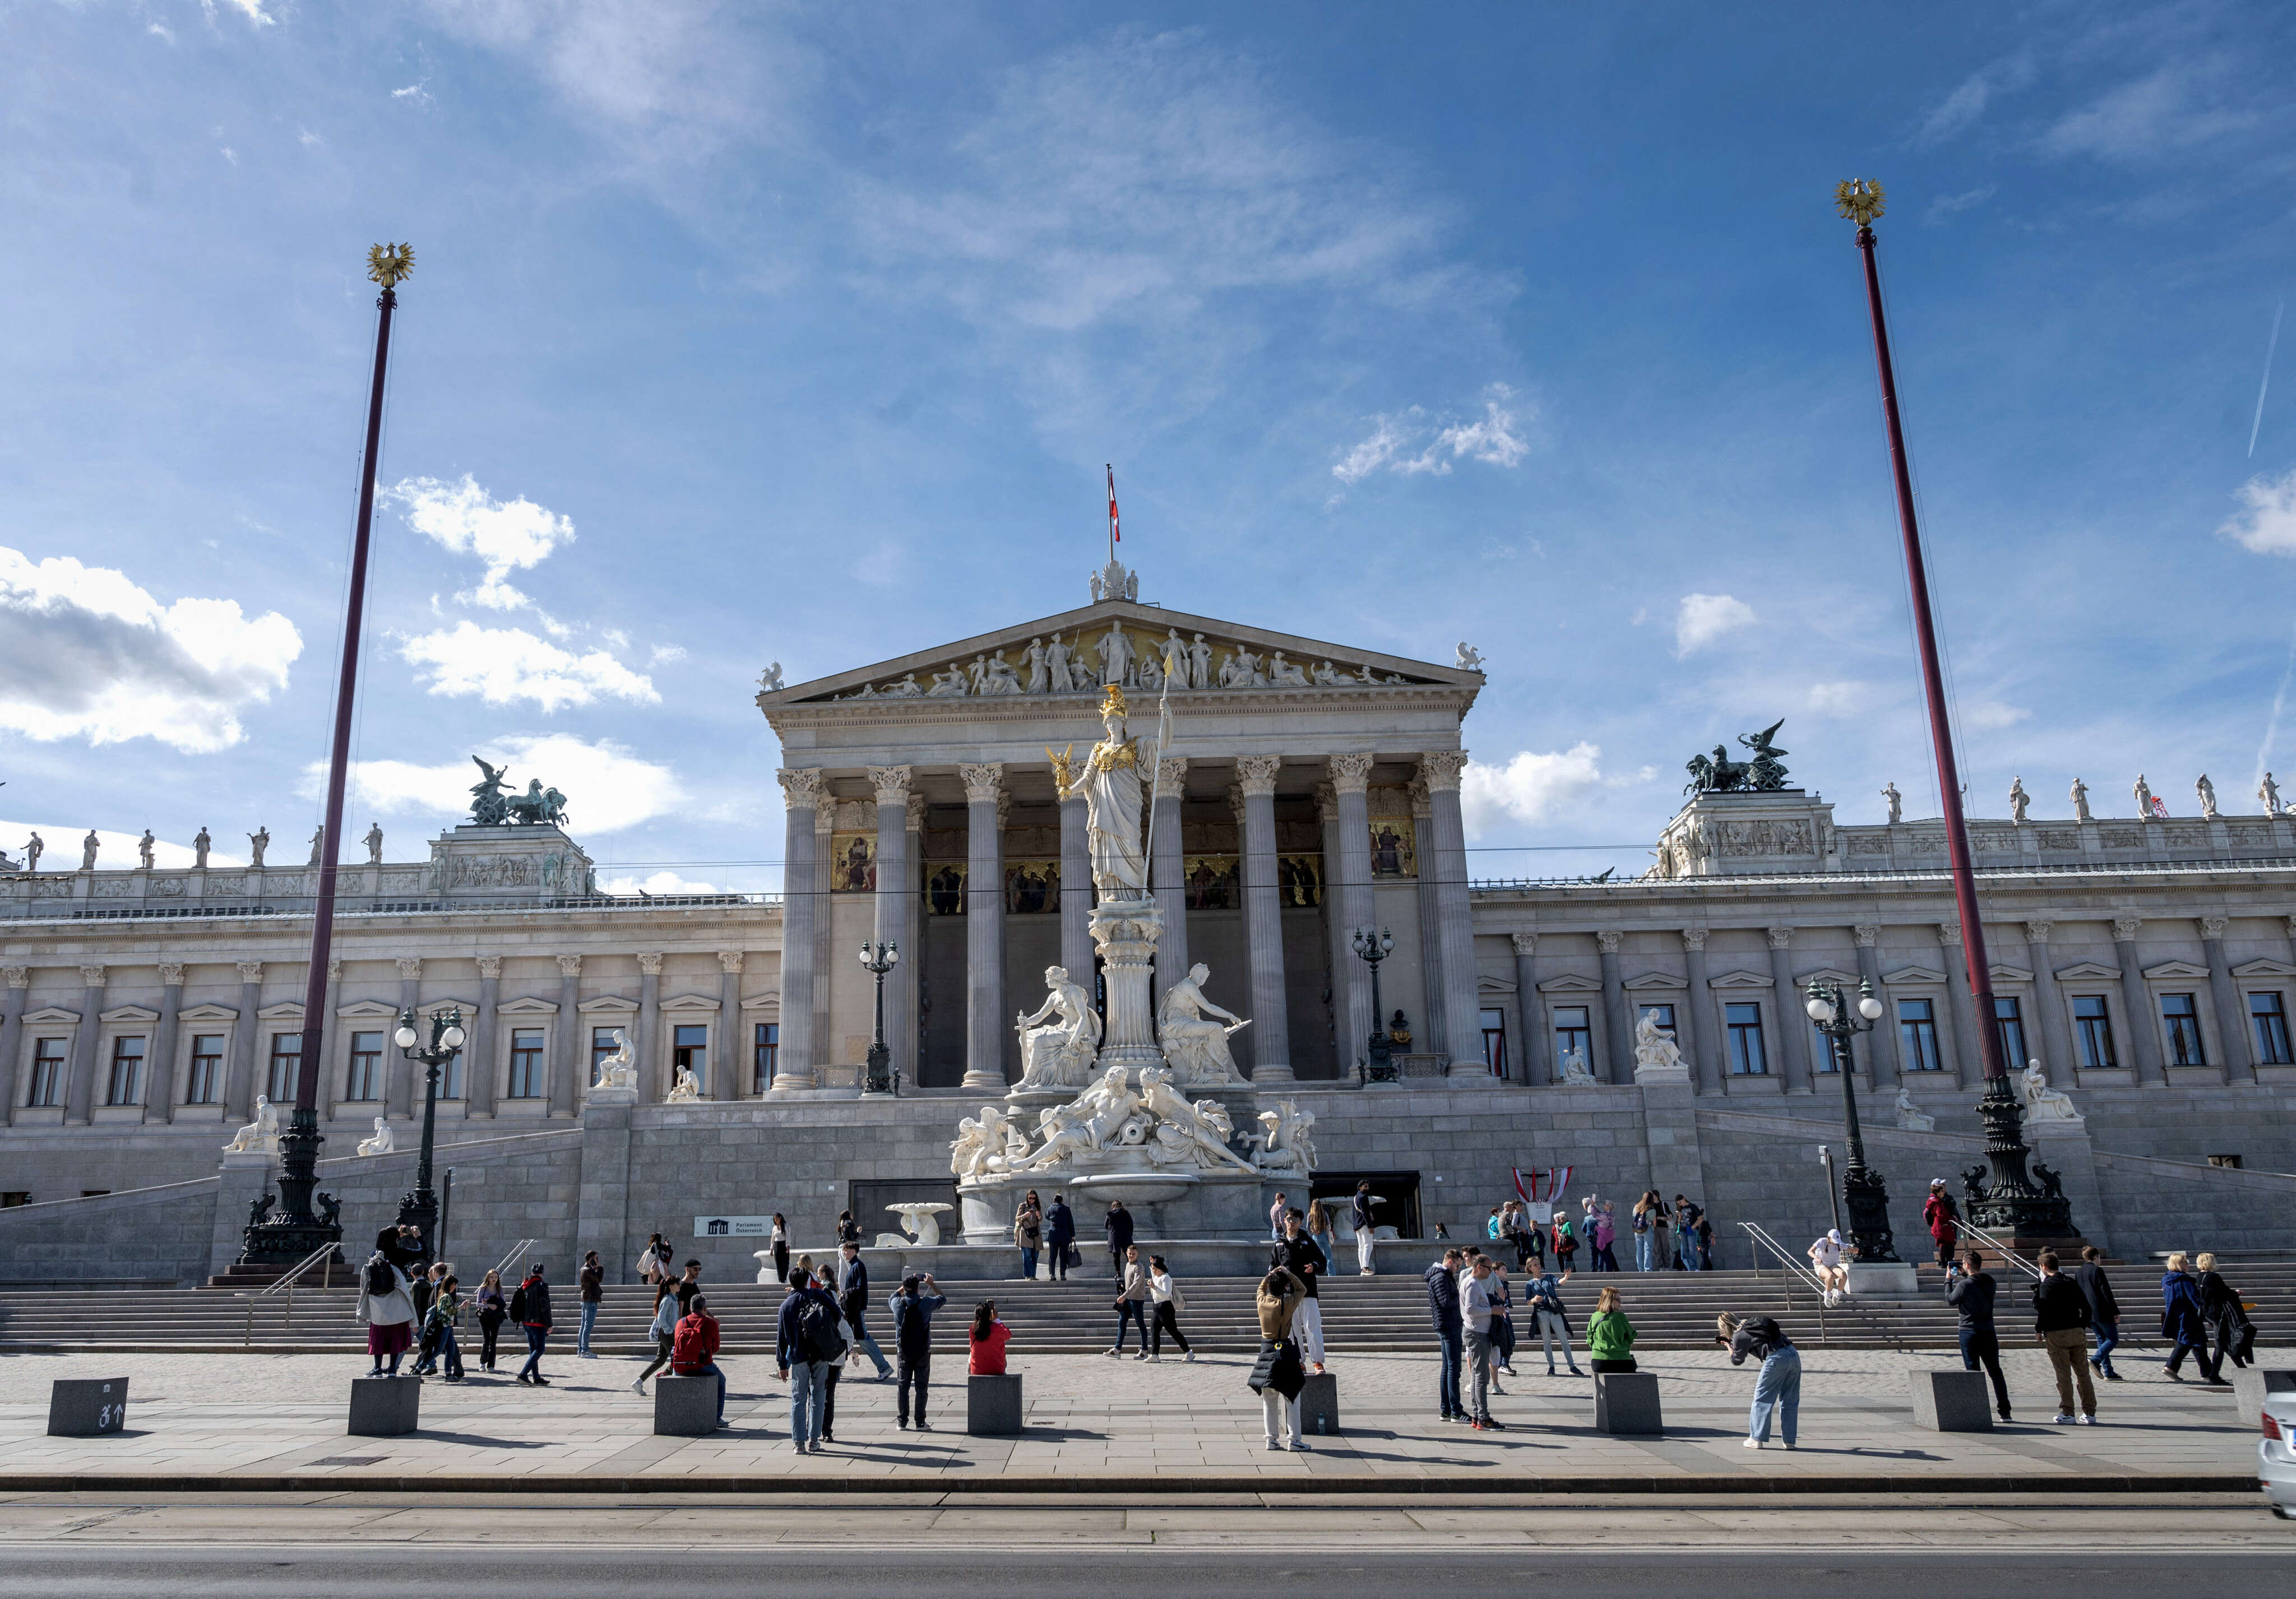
[2261,1390,2296,1519]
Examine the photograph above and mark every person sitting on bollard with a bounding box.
[358,1250,417,1378]
[629,1276,682,1393]
[1719,1310,1799,1450]
[1808,1229,1849,1308]
[1251,1266,1310,1452]
[968,1299,1011,1375]
[671,1294,727,1430]
[1587,1285,1637,1373]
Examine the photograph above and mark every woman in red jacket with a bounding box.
[969,1300,1011,1375]
[1923,1179,1961,1282]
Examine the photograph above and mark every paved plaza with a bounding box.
[0,1347,2261,1490]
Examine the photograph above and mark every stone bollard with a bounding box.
[654,1374,720,1436]
[348,1375,422,1437]
[1591,1371,1662,1434]
[967,1373,1024,1436]
[1907,1369,1993,1431]
[47,1378,129,1438]
[1299,1372,1341,1436]
[2229,1368,2296,1422]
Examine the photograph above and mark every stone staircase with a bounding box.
[1,1260,2287,1356]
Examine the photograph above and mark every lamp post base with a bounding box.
[1841,1164,1901,1264]
[1968,1076,2081,1238]
[238,1109,344,1267]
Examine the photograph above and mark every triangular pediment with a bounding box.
[761,594,1482,716]
[2233,958,2296,979]
[2140,960,2210,981]
[2054,961,2123,981]
[1883,965,1947,986]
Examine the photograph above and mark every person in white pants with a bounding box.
[1351,1182,1379,1276]
[1277,1209,1328,1371]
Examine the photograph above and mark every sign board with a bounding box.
[693,1215,775,1238]
[1526,1202,1553,1225]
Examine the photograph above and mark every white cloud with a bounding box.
[399,621,658,711]
[149,21,175,42]
[1673,592,1757,656]
[2222,467,2296,556]
[220,146,238,166]
[0,547,301,752]
[203,0,274,26]
[307,734,688,835]
[1461,744,1639,837]
[599,869,723,897]
[1918,56,2033,144]
[2043,68,2256,162]
[0,821,242,871]
[385,474,575,611]
[1331,386,1530,487]
[298,127,322,147]
[647,644,687,667]
[392,82,434,107]
[1963,699,2031,730]
[1924,185,1996,224]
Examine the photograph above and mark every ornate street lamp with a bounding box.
[392,1005,466,1253]
[860,941,899,1096]
[1803,977,1898,1263]
[1351,927,1397,1083]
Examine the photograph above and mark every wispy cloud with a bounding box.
[2043,66,2257,161]
[1331,385,1530,488]
[2222,466,2296,556]
[1924,185,1997,224]
[203,0,275,27]
[1917,56,2035,144]
[1674,593,1757,657]
[398,621,659,711]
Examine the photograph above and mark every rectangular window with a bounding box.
[104,1036,145,1107]
[27,1039,66,1107]
[1725,1002,1767,1076]
[673,1024,709,1094]
[0,1192,28,1207]
[754,1022,779,1093]
[345,1032,383,1102]
[186,1035,224,1105]
[592,1027,622,1087]
[266,1033,302,1102]
[2250,991,2292,1066]
[439,1046,464,1100]
[1480,1007,1508,1079]
[2160,993,2206,1067]
[1993,997,2028,1074]
[2073,995,2116,1069]
[508,1029,547,1099]
[1552,1005,1591,1075]
[1898,999,1943,1073]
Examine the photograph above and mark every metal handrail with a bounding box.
[239,1242,344,1347]
[1955,1218,2043,1278]
[495,1238,540,1278]
[1739,1222,1828,1345]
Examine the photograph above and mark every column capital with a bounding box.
[719,950,746,974]
[776,767,826,808]
[2112,916,2141,943]
[558,953,585,977]
[1327,752,1375,795]
[1155,755,1189,800]
[235,961,263,984]
[395,957,423,980]
[1766,925,1794,951]
[2201,916,2228,942]
[476,955,504,980]
[2024,920,2052,945]
[814,799,833,833]
[1235,754,1283,797]
[3,965,27,989]
[1510,931,1538,956]
[1853,924,1880,948]
[1596,930,1623,955]
[958,762,1003,805]
[871,764,916,805]
[1937,922,1964,947]
[159,962,186,986]
[1408,777,1433,819]
[636,953,663,976]
[906,792,927,829]
[78,963,107,986]
[1680,928,1707,952]
[1417,750,1469,793]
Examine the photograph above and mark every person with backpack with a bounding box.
[671,1294,727,1430]
[577,1251,604,1358]
[887,1272,946,1430]
[1043,1193,1076,1281]
[510,1262,553,1387]
[1720,1310,1799,1449]
[357,1250,417,1378]
[419,1274,465,1382]
[1251,1266,1309,1450]
[473,1269,507,1373]
[777,1267,844,1453]
[1147,1254,1193,1362]
[629,1275,682,1393]
[836,1209,863,1245]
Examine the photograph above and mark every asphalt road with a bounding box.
[0,1548,2290,1598]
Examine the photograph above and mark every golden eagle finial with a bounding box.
[367,242,416,290]
[1834,180,1885,228]
[1100,684,1128,719]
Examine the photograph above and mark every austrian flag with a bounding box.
[1107,464,1120,543]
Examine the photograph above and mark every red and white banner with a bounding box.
[1107,464,1121,543]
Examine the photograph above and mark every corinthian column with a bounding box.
[1237,755,1293,1083]
[871,765,916,1087]
[0,967,27,1127]
[1328,753,1377,1073]
[959,763,1008,1091]
[774,768,823,1092]
[1409,778,1446,1060]
[391,957,422,1118]
[1420,752,1487,1082]
[63,964,107,1124]
[150,962,185,1122]
[1150,756,1191,1011]
[1767,929,1813,1093]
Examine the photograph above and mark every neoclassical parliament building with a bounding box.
[2,557,2292,1281]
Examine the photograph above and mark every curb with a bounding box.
[0,1472,2260,1496]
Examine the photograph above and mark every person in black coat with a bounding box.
[1425,1249,1465,1422]
[2071,1246,2122,1380]
[886,1273,945,1430]
[1945,1250,2011,1420]
[1044,1194,1076,1281]
[1103,1201,1135,1277]
[2195,1252,2255,1372]
[2031,1250,2095,1422]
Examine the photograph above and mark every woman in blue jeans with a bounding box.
[1720,1310,1799,1449]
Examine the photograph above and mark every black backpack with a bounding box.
[792,1294,844,1364]
[364,1256,395,1297]
[508,1285,529,1323]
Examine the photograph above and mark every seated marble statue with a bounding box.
[1558,1044,1598,1086]
[2018,1059,2080,1121]
[1015,965,1101,1089]
[1632,1013,1684,1074]
[1156,963,1249,1085]
[950,1103,1030,1178]
[224,1094,280,1153]
[1253,1097,1318,1175]
[594,1027,637,1090]
[355,1114,395,1157]
[1892,1086,1937,1132]
[665,1065,703,1102]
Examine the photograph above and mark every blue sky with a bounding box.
[3,0,2294,891]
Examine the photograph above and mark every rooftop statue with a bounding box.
[469,756,568,827]
[1684,719,1791,795]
